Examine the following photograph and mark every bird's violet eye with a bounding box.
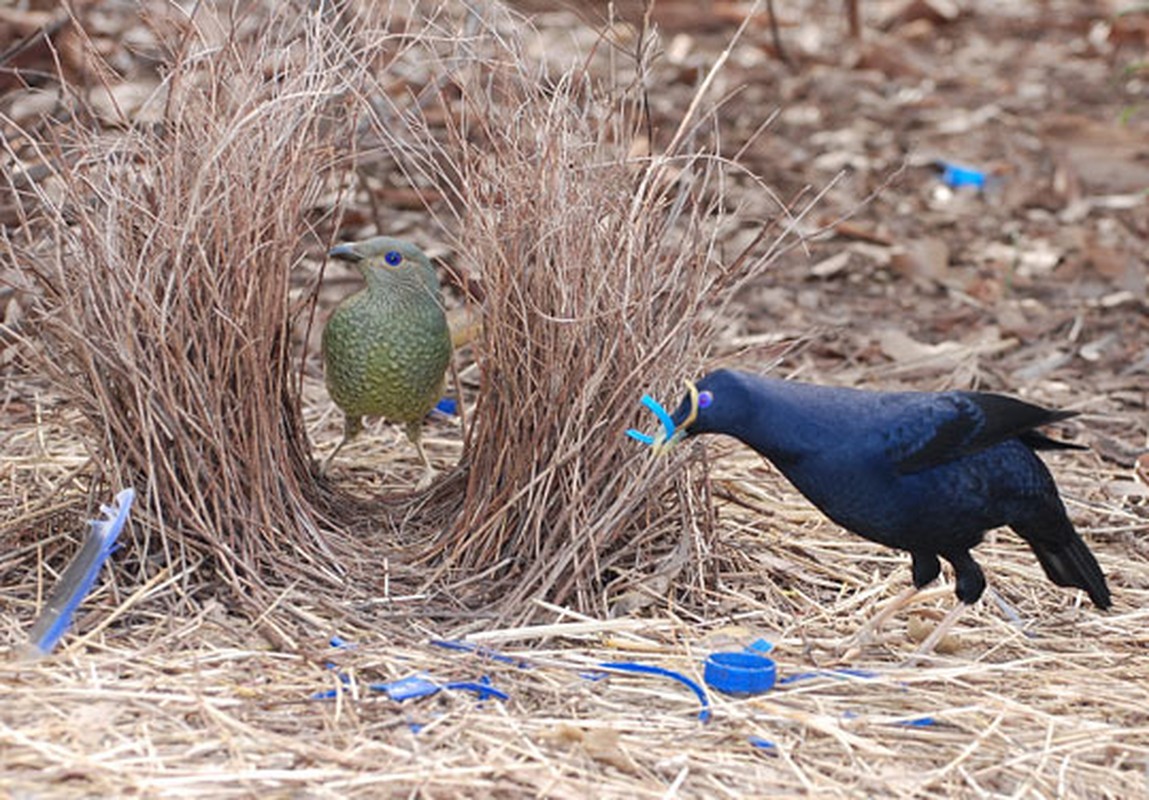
[698,390,714,409]
[384,250,402,267]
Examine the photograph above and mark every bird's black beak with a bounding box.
[328,242,363,263]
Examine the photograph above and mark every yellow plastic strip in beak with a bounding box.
[679,380,700,431]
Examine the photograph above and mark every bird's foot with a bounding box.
[414,465,437,491]
[899,603,969,667]
[840,584,923,660]
[320,432,352,478]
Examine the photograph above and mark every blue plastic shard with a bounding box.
[748,735,778,753]
[445,678,510,702]
[23,488,136,659]
[362,673,510,704]
[934,160,989,190]
[374,674,441,702]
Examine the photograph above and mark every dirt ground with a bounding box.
[2,0,1148,797]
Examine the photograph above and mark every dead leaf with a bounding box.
[889,238,949,285]
[545,724,644,771]
[877,328,961,364]
[1136,453,1149,487]
[811,250,851,279]
[883,0,961,30]
[835,220,895,246]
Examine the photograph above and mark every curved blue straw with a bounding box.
[626,394,676,447]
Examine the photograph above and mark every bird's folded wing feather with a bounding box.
[890,393,1080,474]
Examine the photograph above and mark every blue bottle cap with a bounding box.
[704,651,777,696]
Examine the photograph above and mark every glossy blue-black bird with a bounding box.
[651,369,1111,655]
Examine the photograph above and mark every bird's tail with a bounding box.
[1027,534,1112,610]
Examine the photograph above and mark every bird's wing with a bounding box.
[889,392,1081,474]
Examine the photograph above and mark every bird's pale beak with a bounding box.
[628,380,700,456]
[650,427,686,457]
[328,242,363,262]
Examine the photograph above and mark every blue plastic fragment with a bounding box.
[434,397,458,415]
[934,160,988,190]
[444,678,510,702]
[748,735,778,753]
[25,488,136,658]
[375,674,441,701]
[746,638,774,655]
[598,661,711,723]
[704,651,777,696]
[311,668,353,700]
[627,393,677,447]
[894,716,937,728]
[578,670,611,682]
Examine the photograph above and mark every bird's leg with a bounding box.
[842,552,941,658]
[321,415,363,476]
[406,421,436,490]
[899,551,982,664]
[841,584,921,659]
[902,602,971,666]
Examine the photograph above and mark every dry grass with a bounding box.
[342,3,797,615]
[2,438,1146,797]
[2,1,1148,797]
[0,2,375,599]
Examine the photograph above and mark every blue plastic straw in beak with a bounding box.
[627,394,676,447]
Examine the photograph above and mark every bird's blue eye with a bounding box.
[384,250,402,266]
[698,391,713,409]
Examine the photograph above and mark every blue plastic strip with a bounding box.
[598,661,711,723]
